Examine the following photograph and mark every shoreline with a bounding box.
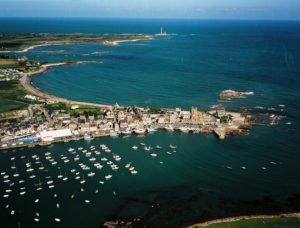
[20,61,112,109]
[0,35,153,52]
[188,212,300,227]
[0,43,64,53]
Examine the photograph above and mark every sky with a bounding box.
[0,0,299,20]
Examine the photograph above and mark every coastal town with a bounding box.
[0,99,254,149]
[0,54,256,150]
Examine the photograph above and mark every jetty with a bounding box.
[213,128,226,140]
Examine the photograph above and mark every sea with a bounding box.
[0,18,300,227]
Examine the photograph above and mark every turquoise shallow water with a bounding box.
[0,19,300,227]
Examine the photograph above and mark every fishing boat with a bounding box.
[134,128,147,135]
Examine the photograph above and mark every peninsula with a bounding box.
[0,33,152,52]
[0,34,276,150]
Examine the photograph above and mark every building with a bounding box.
[191,107,204,122]
[39,129,73,142]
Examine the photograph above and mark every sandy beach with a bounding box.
[0,43,64,53]
[20,61,112,109]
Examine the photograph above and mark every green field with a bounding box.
[46,102,103,116]
[204,217,300,228]
[0,81,30,113]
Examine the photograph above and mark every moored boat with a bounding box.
[134,128,147,135]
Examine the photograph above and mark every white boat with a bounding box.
[84,134,93,141]
[179,127,189,133]
[105,174,112,180]
[150,153,157,157]
[11,210,15,215]
[165,125,174,131]
[132,145,138,150]
[20,191,26,195]
[144,146,151,151]
[166,152,172,155]
[34,218,40,222]
[85,200,90,204]
[169,144,177,149]
[110,130,118,137]
[87,172,95,177]
[80,175,86,184]
[121,128,132,135]
[54,218,61,222]
[156,145,162,149]
[68,148,75,152]
[125,163,131,169]
[62,177,68,181]
[35,199,39,203]
[147,127,157,133]
[56,203,60,208]
[131,170,138,175]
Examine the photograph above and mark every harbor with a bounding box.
[1,129,299,227]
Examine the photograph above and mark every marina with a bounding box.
[1,129,299,227]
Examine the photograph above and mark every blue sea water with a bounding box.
[0,18,300,227]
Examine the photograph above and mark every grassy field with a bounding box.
[0,57,21,68]
[46,102,103,116]
[0,81,30,113]
[204,217,300,228]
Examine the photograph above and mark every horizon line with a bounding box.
[0,16,299,22]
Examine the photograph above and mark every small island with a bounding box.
[219,89,254,100]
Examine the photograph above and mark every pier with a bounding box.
[213,128,226,140]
